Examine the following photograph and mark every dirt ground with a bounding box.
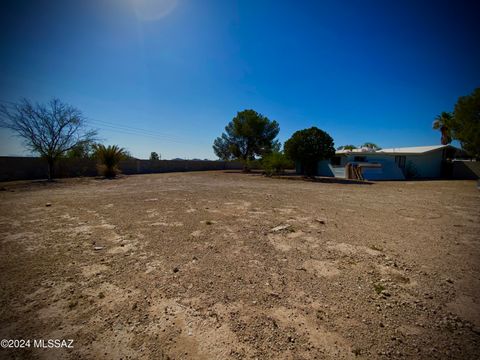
[0,171,479,359]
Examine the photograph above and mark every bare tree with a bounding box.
[0,98,97,180]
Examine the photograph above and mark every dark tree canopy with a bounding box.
[213,130,236,161]
[0,98,97,179]
[213,109,280,170]
[150,151,160,160]
[451,88,480,158]
[284,127,335,177]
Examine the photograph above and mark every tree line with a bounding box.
[0,99,166,180]
[1,87,478,180]
[215,87,480,175]
[213,109,335,177]
[432,87,479,158]
[0,99,141,179]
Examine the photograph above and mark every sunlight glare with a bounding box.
[131,0,178,21]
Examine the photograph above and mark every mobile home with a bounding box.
[313,145,462,180]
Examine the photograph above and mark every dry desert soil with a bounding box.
[0,171,479,359]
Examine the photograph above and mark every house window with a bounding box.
[395,155,406,169]
[354,156,366,162]
[331,156,341,166]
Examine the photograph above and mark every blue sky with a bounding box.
[1,0,479,159]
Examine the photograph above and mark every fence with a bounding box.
[0,157,244,181]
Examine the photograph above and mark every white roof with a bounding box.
[379,145,449,154]
[336,145,457,155]
[336,148,375,154]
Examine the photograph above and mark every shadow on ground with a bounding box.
[223,170,374,185]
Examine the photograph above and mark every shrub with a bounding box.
[373,283,385,294]
[262,151,293,176]
[93,144,127,178]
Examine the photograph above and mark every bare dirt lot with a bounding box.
[0,171,479,359]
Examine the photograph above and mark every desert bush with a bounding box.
[262,151,293,176]
[93,144,127,178]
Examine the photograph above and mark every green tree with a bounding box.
[93,144,127,178]
[0,98,97,180]
[213,109,280,171]
[432,112,453,145]
[337,145,357,150]
[284,127,335,177]
[261,151,293,176]
[65,141,96,159]
[150,151,160,160]
[451,88,480,158]
[361,142,381,150]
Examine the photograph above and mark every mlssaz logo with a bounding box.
[33,339,74,348]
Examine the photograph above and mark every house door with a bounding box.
[395,155,406,173]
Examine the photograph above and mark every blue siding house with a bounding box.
[313,145,461,180]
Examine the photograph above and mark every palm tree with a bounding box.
[432,112,453,145]
[93,144,127,178]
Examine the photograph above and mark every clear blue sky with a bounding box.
[1,0,479,159]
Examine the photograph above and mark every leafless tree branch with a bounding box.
[0,98,98,180]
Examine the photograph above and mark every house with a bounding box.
[312,145,463,180]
